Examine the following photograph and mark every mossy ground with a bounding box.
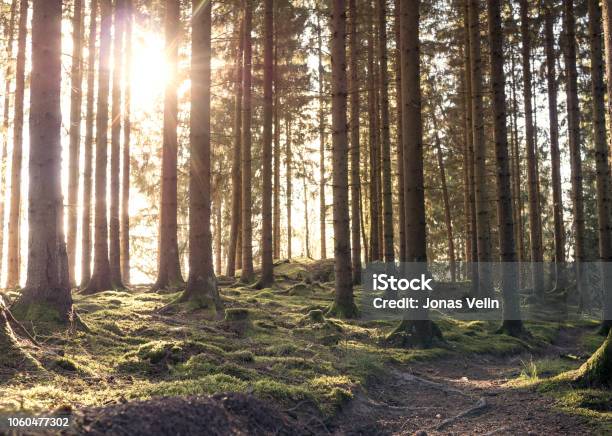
[0,261,604,425]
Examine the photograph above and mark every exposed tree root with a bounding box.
[435,397,488,431]
[572,329,612,387]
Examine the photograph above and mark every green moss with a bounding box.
[53,357,79,372]
[224,308,250,322]
[227,350,255,363]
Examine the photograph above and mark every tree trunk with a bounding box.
[544,0,565,290]
[349,0,361,284]
[588,0,612,333]
[215,180,222,275]
[328,0,356,319]
[240,0,254,282]
[519,0,544,297]
[273,32,281,260]
[377,0,394,263]
[602,0,612,333]
[153,0,183,291]
[6,0,28,289]
[12,0,73,323]
[83,0,112,294]
[286,116,292,260]
[0,0,17,287]
[367,3,380,262]
[81,0,98,288]
[394,0,405,262]
[121,0,132,284]
[226,17,243,277]
[563,0,587,306]
[468,0,492,297]
[67,0,84,288]
[317,16,327,260]
[180,0,221,311]
[258,0,274,287]
[109,0,125,289]
[487,0,524,335]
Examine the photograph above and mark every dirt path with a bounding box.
[333,328,593,435]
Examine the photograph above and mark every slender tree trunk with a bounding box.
[0,0,17,286]
[258,0,274,287]
[109,0,125,288]
[67,0,84,288]
[564,0,586,306]
[468,0,492,296]
[303,174,311,258]
[286,116,293,259]
[602,0,612,333]
[81,0,97,288]
[329,0,356,318]
[588,0,612,333]
[317,17,327,260]
[226,18,243,277]
[6,0,28,288]
[488,0,524,335]
[394,0,405,261]
[13,0,73,322]
[519,0,544,297]
[544,1,565,290]
[215,180,222,275]
[367,3,380,262]
[154,0,183,290]
[273,33,281,260]
[461,76,472,267]
[181,0,221,310]
[121,0,132,284]
[84,0,112,294]
[349,0,361,284]
[240,0,254,282]
[433,122,455,283]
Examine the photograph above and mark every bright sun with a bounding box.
[129,27,169,110]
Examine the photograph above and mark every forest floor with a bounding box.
[0,258,610,435]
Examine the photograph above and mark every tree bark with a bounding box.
[81,0,98,288]
[367,2,380,262]
[588,0,612,332]
[0,0,17,286]
[67,0,84,288]
[84,0,112,294]
[317,15,327,260]
[226,17,243,277]
[109,0,125,289]
[487,0,524,335]
[180,0,221,311]
[153,0,183,290]
[240,0,254,282]
[329,0,356,318]
[519,0,544,297]
[121,0,132,284]
[258,0,274,287]
[273,30,281,260]
[603,0,612,333]
[394,0,405,262]
[6,0,28,288]
[13,0,73,323]
[349,0,361,284]
[286,116,293,259]
[468,0,492,296]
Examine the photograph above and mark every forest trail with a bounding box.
[334,328,594,435]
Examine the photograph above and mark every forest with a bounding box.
[0,0,611,434]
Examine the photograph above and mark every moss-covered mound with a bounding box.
[0,296,39,371]
[572,330,612,387]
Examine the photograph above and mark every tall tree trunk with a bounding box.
[329,0,356,318]
[258,0,274,287]
[81,0,97,288]
[544,0,565,290]
[433,121,456,283]
[349,0,361,283]
[67,0,84,288]
[109,0,125,289]
[563,0,586,306]
[240,0,254,282]
[377,0,394,263]
[13,0,73,323]
[0,0,17,286]
[273,32,281,260]
[588,0,612,333]
[181,0,221,311]
[468,0,492,296]
[286,116,292,259]
[215,180,222,275]
[394,0,405,261]
[83,0,112,294]
[154,0,183,290]
[317,16,327,260]
[519,0,544,297]
[367,3,380,262]
[121,0,132,284]
[6,0,28,288]
[394,0,437,345]
[487,0,524,335]
[226,17,243,277]
[602,0,612,333]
